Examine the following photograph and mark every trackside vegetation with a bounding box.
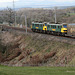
[0,32,75,66]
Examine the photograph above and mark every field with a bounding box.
[67,13,75,16]
[0,66,75,75]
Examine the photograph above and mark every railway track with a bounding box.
[12,30,75,45]
[31,31,75,40]
[0,24,75,40]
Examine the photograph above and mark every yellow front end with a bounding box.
[61,24,67,34]
[61,28,67,33]
[43,25,47,31]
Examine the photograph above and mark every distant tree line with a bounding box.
[0,7,75,27]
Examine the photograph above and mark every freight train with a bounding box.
[31,22,75,36]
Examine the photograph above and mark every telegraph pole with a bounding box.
[13,0,16,27]
[25,15,27,34]
[54,7,57,24]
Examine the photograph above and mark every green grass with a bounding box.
[0,66,75,75]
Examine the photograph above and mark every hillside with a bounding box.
[0,31,75,67]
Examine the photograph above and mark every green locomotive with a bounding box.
[31,22,67,36]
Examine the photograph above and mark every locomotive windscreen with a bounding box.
[45,23,47,26]
[63,25,67,28]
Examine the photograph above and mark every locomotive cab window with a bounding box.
[63,25,67,28]
[45,23,47,26]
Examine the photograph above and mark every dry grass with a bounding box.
[0,32,75,66]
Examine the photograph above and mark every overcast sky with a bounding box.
[0,0,75,8]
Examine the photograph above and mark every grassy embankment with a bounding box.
[0,65,75,75]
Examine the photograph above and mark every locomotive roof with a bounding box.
[48,23,67,26]
[48,24,62,26]
[32,23,62,25]
[32,22,67,26]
